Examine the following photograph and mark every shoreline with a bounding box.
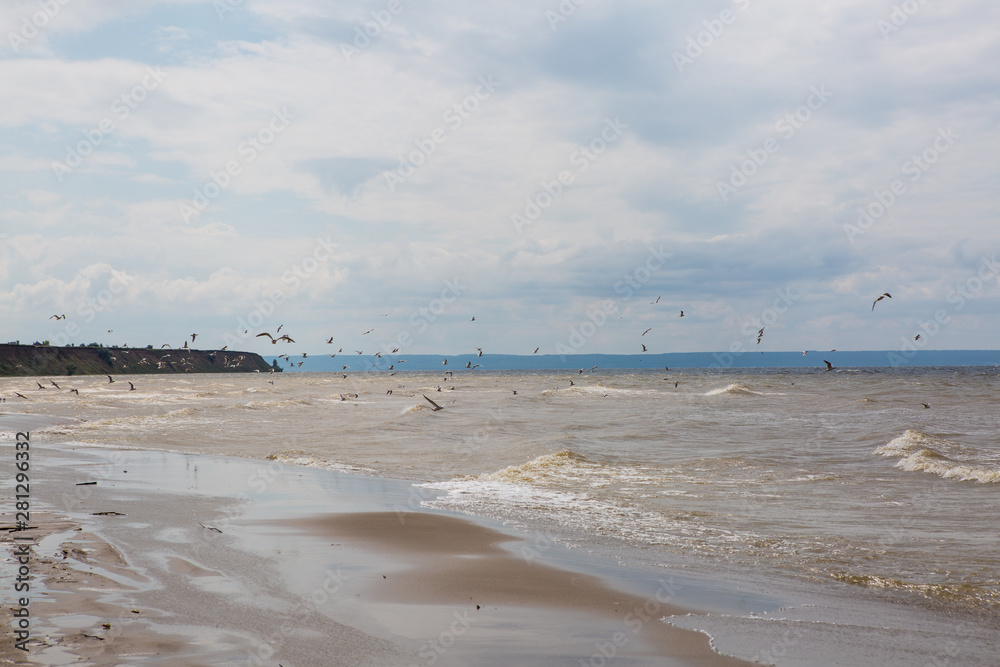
[3,438,756,666]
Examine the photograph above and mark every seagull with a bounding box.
[107,375,115,383]
[423,395,444,411]
[651,296,660,304]
[128,382,136,391]
[277,335,295,343]
[914,335,921,341]
[872,293,892,311]
[823,360,834,372]
[679,311,684,317]
[70,388,79,395]
[641,328,652,336]
[15,392,27,399]
[326,337,334,344]
[801,351,808,355]
[442,359,448,365]
[49,314,66,320]
[276,324,284,333]
[569,380,575,386]
[641,343,647,352]
[362,329,374,335]
[533,347,539,354]
[190,333,198,343]
[476,348,483,357]
[386,389,393,395]
[49,380,60,389]
[756,327,765,345]
[921,403,930,409]
[301,353,308,358]
[36,382,45,389]
[256,333,278,344]
[470,316,475,322]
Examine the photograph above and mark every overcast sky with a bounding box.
[1,0,998,357]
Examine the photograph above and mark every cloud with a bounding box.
[1,0,998,353]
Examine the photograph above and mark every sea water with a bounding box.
[4,366,999,663]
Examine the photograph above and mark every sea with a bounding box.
[3,365,999,664]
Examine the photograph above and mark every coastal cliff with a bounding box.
[0,343,275,377]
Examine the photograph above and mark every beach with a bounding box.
[5,439,751,666]
[2,368,999,664]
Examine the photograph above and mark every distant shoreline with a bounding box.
[0,343,274,377]
[266,350,1000,372]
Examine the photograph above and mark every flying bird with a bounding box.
[533,347,539,354]
[641,343,647,352]
[872,293,892,311]
[362,329,374,335]
[476,347,483,357]
[914,335,921,341]
[190,333,198,343]
[641,328,652,337]
[70,388,79,395]
[470,316,475,322]
[442,359,448,365]
[15,392,27,399]
[107,375,115,383]
[256,333,278,344]
[49,314,66,320]
[49,380,60,389]
[128,382,136,391]
[679,311,685,317]
[921,403,930,409]
[823,360,834,372]
[651,296,660,304]
[36,382,45,390]
[326,337,334,344]
[756,327,765,345]
[422,395,444,411]
[277,335,295,343]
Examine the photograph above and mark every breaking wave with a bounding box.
[875,430,1000,484]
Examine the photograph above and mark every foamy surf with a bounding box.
[875,430,1000,484]
[265,451,378,476]
[703,383,768,397]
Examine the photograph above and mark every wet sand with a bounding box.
[1,437,752,666]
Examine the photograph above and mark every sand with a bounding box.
[0,436,752,666]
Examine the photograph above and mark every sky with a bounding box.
[1,0,998,358]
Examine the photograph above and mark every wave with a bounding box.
[477,450,601,485]
[874,430,1000,484]
[69,407,203,430]
[227,399,314,410]
[264,451,378,476]
[539,385,657,398]
[830,571,997,608]
[703,383,767,397]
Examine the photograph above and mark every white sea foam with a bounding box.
[875,430,1000,484]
